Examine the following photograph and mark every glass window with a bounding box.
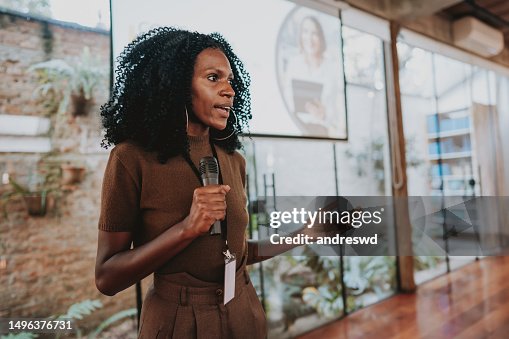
[397,41,509,282]
[242,138,341,338]
[341,27,396,311]
[433,55,472,113]
[398,43,448,283]
[398,43,434,99]
[337,27,391,196]
[241,26,396,337]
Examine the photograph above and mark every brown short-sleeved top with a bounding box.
[98,134,249,283]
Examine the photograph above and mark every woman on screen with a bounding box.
[284,15,344,138]
[94,27,267,338]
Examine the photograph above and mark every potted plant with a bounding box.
[1,177,50,217]
[28,47,108,116]
[1,165,62,218]
[61,162,86,186]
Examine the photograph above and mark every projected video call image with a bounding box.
[112,0,348,140]
[276,6,347,139]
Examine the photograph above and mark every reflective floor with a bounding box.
[298,256,509,339]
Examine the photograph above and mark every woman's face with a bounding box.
[300,18,323,57]
[191,48,235,131]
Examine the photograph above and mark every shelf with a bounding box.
[425,105,479,196]
[431,175,474,180]
[427,129,471,139]
[429,151,472,160]
[430,189,475,196]
[426,107,470,116]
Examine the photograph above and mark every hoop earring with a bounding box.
[184,105,189,133]
[213,110,238,141]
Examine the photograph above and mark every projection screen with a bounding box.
[111,0,348,140]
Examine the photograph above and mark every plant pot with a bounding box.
[23,193,47,217]
[61,165,86,185]
[71,93,94,117]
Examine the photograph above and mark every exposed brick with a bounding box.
[0,11,134,334]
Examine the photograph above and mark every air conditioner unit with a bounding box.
[452,16,504,57]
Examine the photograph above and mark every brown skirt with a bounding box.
[138,262,267,339]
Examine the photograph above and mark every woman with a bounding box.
[95,27,267,338]
[284,15,344,138]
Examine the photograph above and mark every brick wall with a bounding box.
[0,9,147,333]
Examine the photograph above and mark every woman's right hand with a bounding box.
[96,184,230,295]
[183,184,231,237]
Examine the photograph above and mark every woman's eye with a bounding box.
[207,74,233,84]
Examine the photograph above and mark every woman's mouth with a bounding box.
[214,105,231,117]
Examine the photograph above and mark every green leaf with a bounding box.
[58,299,103,321]
[8,178,28,194]
[88,308,137,339]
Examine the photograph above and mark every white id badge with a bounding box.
[223,252,236,305]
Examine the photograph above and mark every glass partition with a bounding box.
[242,138,341,338]
[396,42,509,282]
[241,26,396,337]
[340,27,396,310]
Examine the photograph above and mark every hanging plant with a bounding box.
[61,162,86,186]
[1,177,51,217]
[28,47,108,116]
[0,162,62,218]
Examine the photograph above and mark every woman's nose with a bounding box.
[220,83,235,98]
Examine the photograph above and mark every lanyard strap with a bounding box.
[183,139,228,243]
[184,141,223,185]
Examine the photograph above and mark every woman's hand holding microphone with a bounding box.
[182,185,231,238]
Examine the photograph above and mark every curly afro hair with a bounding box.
[100,27,251,163]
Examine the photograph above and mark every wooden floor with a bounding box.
[298,256,509,339]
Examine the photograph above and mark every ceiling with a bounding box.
[335,0,509,51]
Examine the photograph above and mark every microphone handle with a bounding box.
[210,220,222,235]
[202,176,222,235]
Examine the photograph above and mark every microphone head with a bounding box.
[199,156,219,176]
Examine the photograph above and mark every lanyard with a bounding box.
[184,140,223,185]
[183,139,228,243]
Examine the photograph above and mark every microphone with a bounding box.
[199,156,222,235]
